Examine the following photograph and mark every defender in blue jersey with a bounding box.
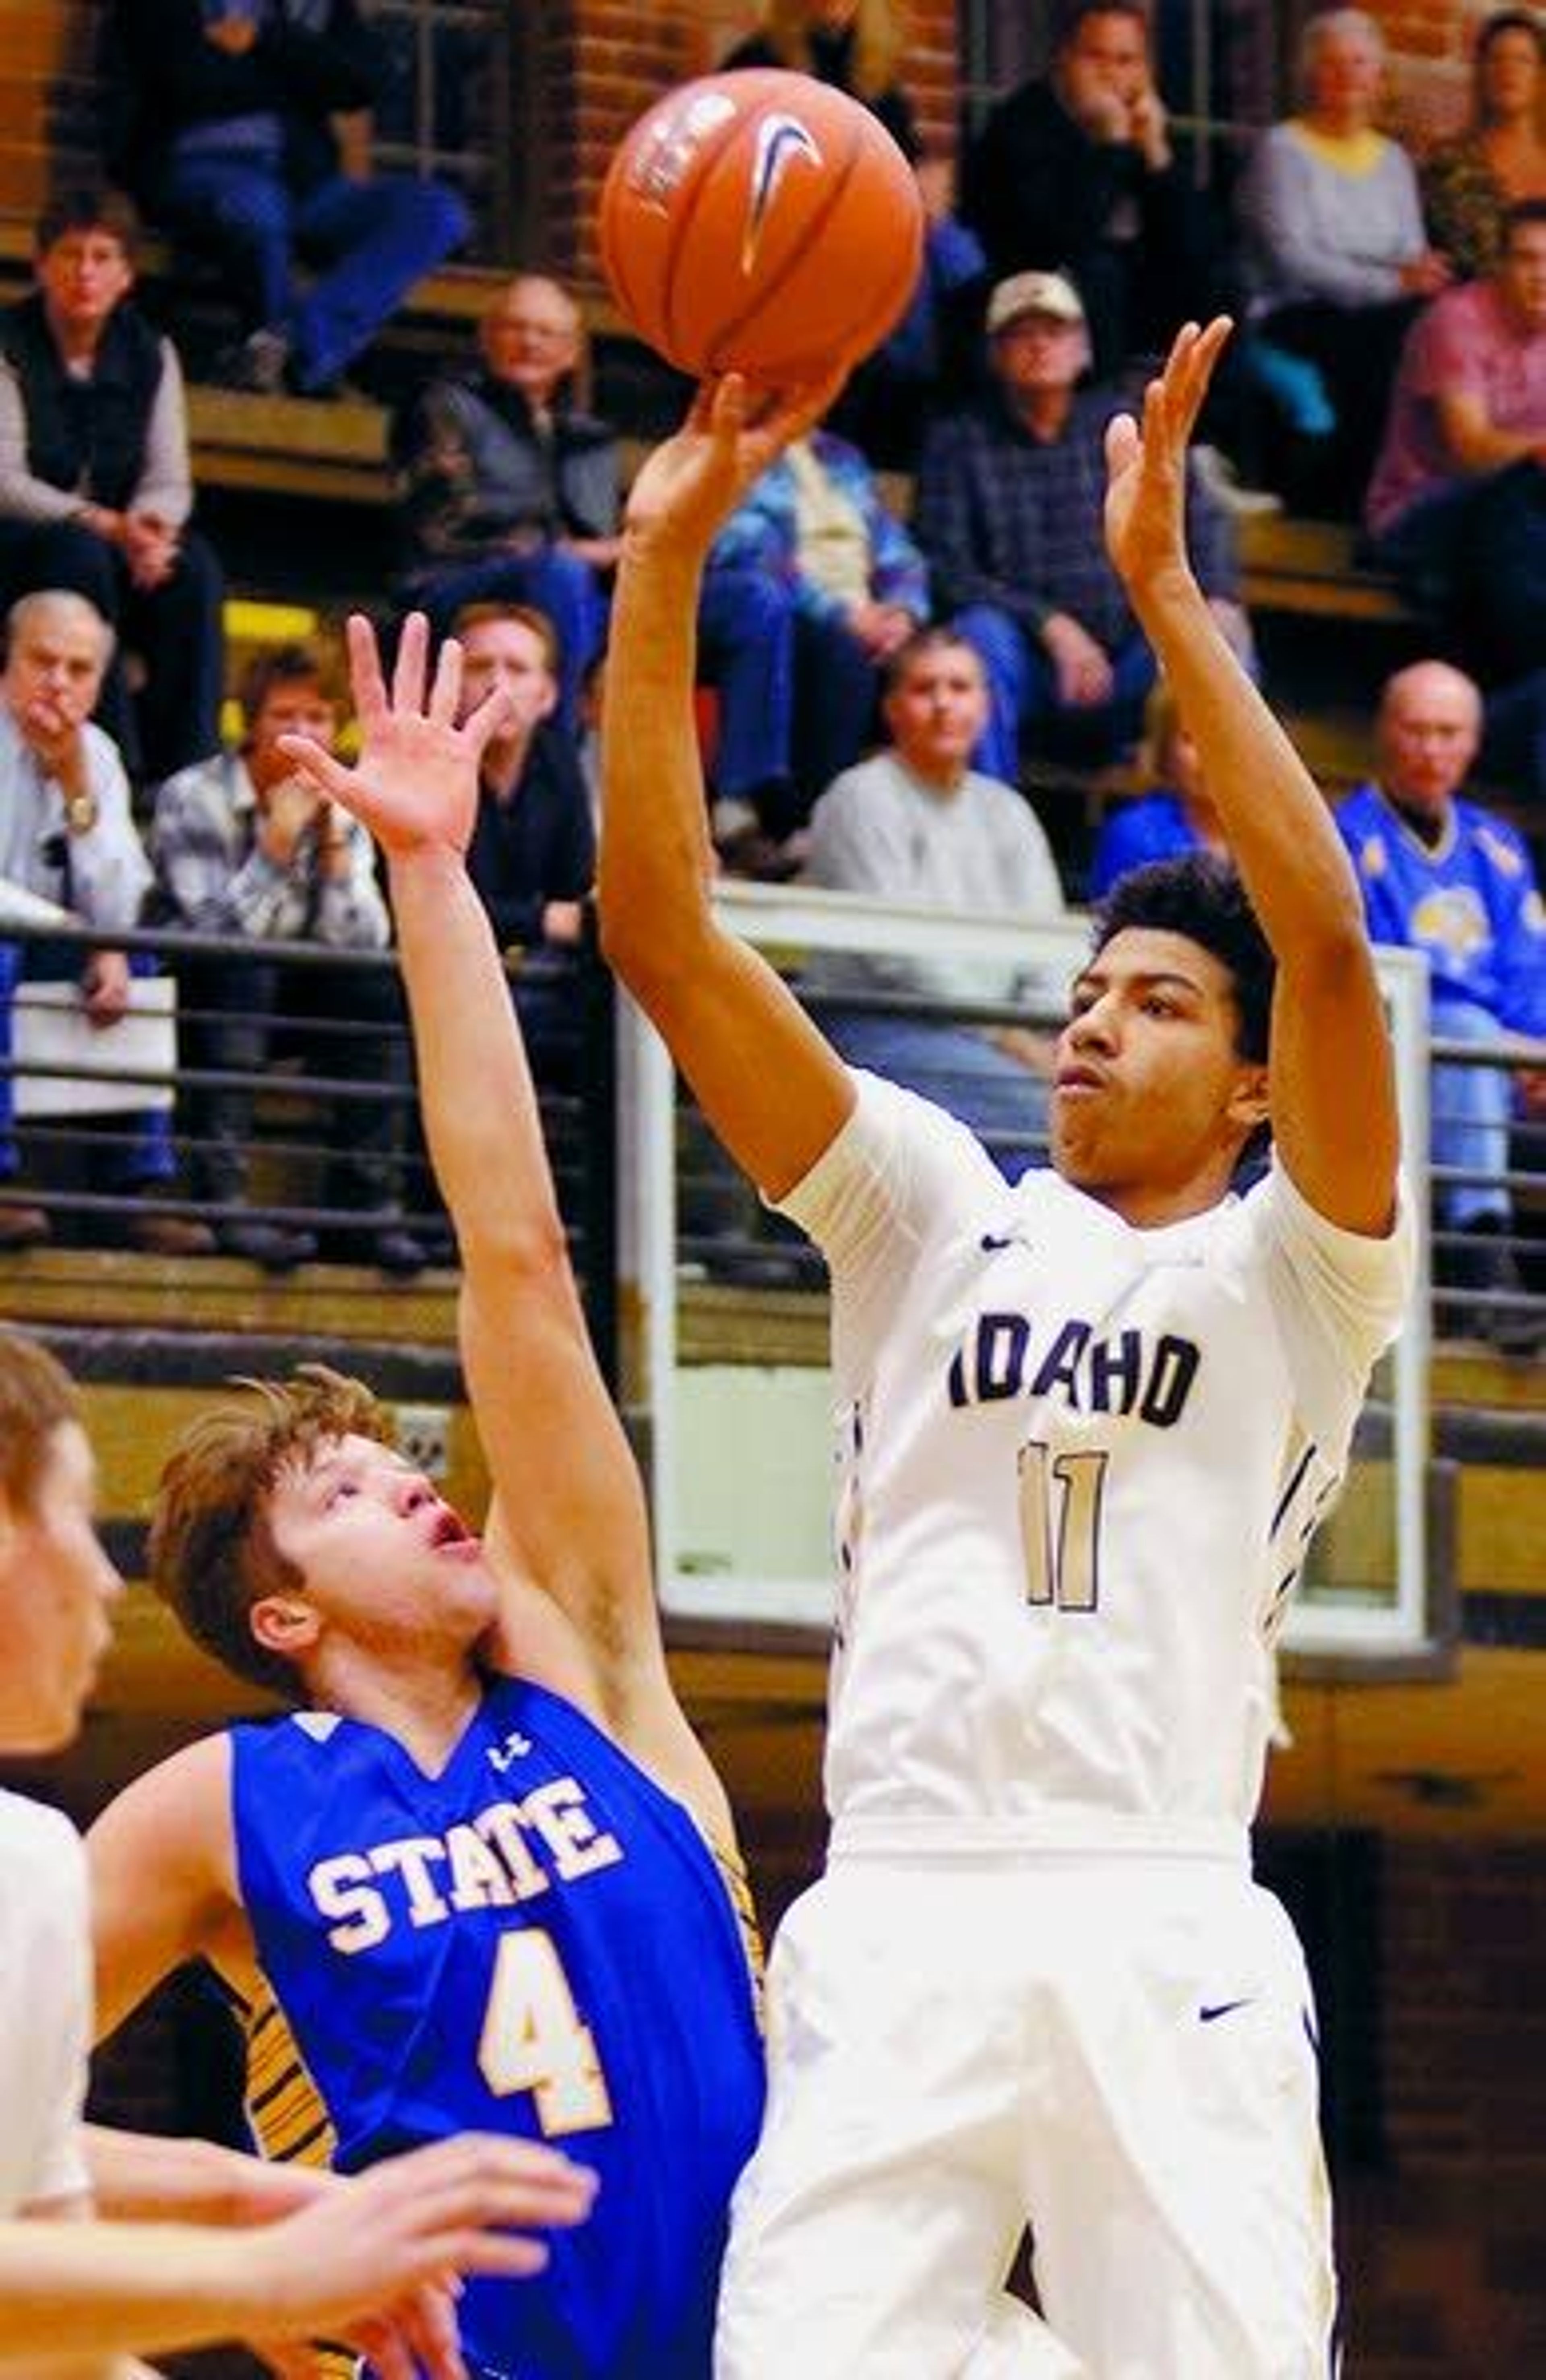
[86,616,765,2379]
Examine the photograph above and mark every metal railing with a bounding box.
[0,916,620,1383]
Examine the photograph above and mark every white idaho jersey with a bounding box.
[779,1073,1415,1841]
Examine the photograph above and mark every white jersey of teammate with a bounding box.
[0,1788,92,2216]
[780,1072,1416,1845]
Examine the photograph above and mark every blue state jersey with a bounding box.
[229,1675,766,2379]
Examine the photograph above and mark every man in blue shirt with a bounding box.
[1336,658,1546,1352]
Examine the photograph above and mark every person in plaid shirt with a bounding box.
[915,270,1249,781]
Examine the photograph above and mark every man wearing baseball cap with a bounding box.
[914,269,1251,785]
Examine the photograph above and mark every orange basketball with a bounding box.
[598,70,924,380]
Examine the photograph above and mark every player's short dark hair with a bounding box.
[1091,851,1275,1063]
[34,189,138,260]
[1503,195,1546,243]
[149,1366,395,1699]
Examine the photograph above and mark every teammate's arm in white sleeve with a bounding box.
[1106,323,1401,1241]
[597,376,859,1202]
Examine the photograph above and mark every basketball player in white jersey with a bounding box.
[597,320,1414,2379]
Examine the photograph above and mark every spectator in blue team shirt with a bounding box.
[915,270,1247,783]
[701,419,930,869]
[1336,658,1546,1352]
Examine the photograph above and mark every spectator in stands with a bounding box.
[1086,678,1227,899]
[722,6,986,467]
[148,637,426,1275]
[831,150,989,472]
[1366,199,1546,684]
[960,0,1219,381]
[106,0,469,397]
[452,602,595,1094]
[0,192,223,787]
[914,269,1246,781]
[1422,10,1546,283]
[702,414,930,869]
[0,591,210,1255]
[1234,7,1451,514]
[801,625,1066,1173]
[393,274,617,732]
[721,0,917,157]
[1335,659,1546,1353]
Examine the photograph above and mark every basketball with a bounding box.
[598,69,924,380]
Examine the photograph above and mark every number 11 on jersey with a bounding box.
[1018,1441,1109,1613]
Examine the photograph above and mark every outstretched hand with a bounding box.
[1104,317,1232,596]
[275,612,511,859]
[622,368,848,555]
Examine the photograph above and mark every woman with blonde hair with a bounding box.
[721,0,917,157]
[1423,8,1546,279]
[1086,680,1226,899]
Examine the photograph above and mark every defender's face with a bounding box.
[0,1420,120,1755]
[263,1433,498,1665]
[1051,928,1264,1203]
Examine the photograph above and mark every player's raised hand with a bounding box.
[622,369,847,555]
[1104,317,1232,598]
[274,612,512,859]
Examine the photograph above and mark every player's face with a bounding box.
[1378,677,1480,817]
[36,227,132,342]
[458,619,560,741]
[0,1420,120,1755]
[883,644,988,779]
[264,1434,498,1663]
[1499,221,1546,331]
[1050,928,1265,1210]
[482,278,581,407]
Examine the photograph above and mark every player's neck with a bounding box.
[314,1654,483,1776]
[1073,1156,1241,1230]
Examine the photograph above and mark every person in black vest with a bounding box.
[0,192,224,787]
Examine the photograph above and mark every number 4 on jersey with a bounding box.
[478,1929,615,2135]
[1018,1441,1109,1612]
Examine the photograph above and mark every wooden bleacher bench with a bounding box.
[1237,512,1419,627]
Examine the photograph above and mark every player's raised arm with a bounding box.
[1104,321,1400,1236]
[596,376,857,1199]
[273,619,694,1763]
